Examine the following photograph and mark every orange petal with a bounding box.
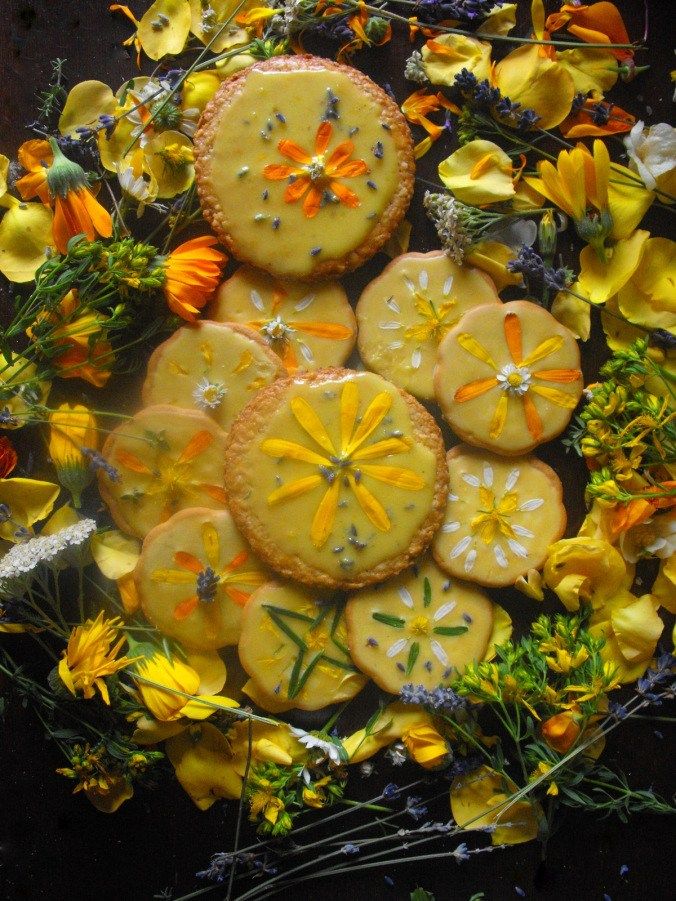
[224,586,251,607]
[329,181,361,209]
[263,164,299,180]
[522,393,543,440]
[200,484,228,504]
[332,159,369,179]
[302,185,323,219]
[178,430,213,464]
[315,121,332,156]
[173,595,199,620]
[284,178,309,203]
[225,550,248,571]
[280,340,299,373]
[454,377,499,402]
[115,449,153,475]
[79,188,113,239]
[294,321,353,339]
[503,313,523,365]
[533,369,582,382]
[278,139,311,164]
[325,140,355,172]
[174,551,203,574]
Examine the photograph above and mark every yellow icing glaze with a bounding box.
[238,371,439,579]
[435,301,583,455]
[238,582,367,710]
[432,446,566,587]
[143,321,282,433]
[137,507,267,650]
[212,267,356,372]
[357,252,500,400]
[205,69,401,277]
[99,406,229,539]
[345,556,493,693]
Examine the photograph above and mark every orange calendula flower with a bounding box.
[263,121,368,219]
[162,236,227,322]
[454,312,582,442]
[560,96,636,139]
[545,1,634,61]
[0,436,18,478]
[15,139,53,204]
[401,89,460,158]
[151,520,267,621]
[260,381,425,548]
[58,611,137,705]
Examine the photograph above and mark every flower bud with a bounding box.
[48,403,97,507]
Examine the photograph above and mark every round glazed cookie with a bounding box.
[435,301,583,455]
[345,556,493,694]
[142,321,284,433]
[356,252,500,400]
[238,581,367,711]
[224,368,448,589]
[432,445,567,587]
[135,507,268,650]
[212,267,356,372]
[98,405,229,539]
[194,56,415,280]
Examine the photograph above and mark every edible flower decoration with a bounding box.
[58,611,137,704]
[160,236,227,321]
[454,312,582,441]
[263,121,368,219]
[260,381,424,548]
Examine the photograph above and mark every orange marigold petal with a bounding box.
[315,121,332,156]
[522,393,543,440]
[533,369,582,382]
[115,449,152,475]
[174,551,204,574]
[294,321,353,339]
[263,164,299,180]
[200,484,228,504]
[503,313,523,365]
[278,139,311,164]
[454,377,499,402]
[329,181,360,209]
[303,185,323,219]
[284,178,310,203]
[173,595,199,621]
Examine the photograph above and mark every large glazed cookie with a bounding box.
[356,252,500,400]
[432,445,567,587]
[238,581,367,711]
[435,301,583,455]
[98,406,229,539]
[142,321,284,433]
[224,368,448,589]
[194,56,415,280]
[345,556,493,694]
[211,267,356,372]
[136,507,268,650]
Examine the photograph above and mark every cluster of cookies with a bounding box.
[98,57,583,714]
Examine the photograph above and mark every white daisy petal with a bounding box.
[443,275,453,296]
[411,349,422,370]
[447,492,459,502]
[462,474,481,488]
[449,535,472,559]
[430,640,449,666]
[441,521,461,533]
[250,289,264,311]
[398,587,414,608]
[519,498,544,511]
[379,321,402,330]
[404,276,416,293]
[464,549,477,573]
[434,601,457,621]
[494,545,508,568]
[482,463,493,487]
[387,638,409,658]
[298,341,314,363]
[385,296,401,313]
[419,269,429,290]
[505,468,520,491]
[294,294,315,311]
[512,525,534,538]
[507,539,528,558]
[389,341,404,350]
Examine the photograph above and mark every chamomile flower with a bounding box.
[192,378,227,411]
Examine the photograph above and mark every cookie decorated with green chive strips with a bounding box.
[345,556,494,694]
[238,581,367,711]
[135,507,268,651]
[223,368,448,590]
[432,445,567,587]
[194,55,415,280]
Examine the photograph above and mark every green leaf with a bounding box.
[433,625,469,636]
[287,648,306,699]
[266,610,308,650]
[411,891,435,901]
[406,641,420,676]
[423,577,432,608]
[372,612,405,628]
[262,604,314,624]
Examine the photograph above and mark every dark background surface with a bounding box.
[0,2,674,900]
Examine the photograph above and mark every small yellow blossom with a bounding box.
[134,652,237,722]
[530,761,558,796]
[401,723,449,770]
[58,611,135,704]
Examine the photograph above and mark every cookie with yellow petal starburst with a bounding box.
[98,406,229,539]
[211,267,356,373]
[345,556,494,694]
[435,301,583,456]
[224,369,448,590]
[194,56,414,280]
[135,507,268,650]
[142,321,284,434]
[432,445,566,587]
[356,252,500,400]
[238,581,367,711]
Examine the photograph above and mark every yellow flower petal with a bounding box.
[144,130,195,198]
[495,45,575,130]
[260,438,328,466]
[359,464,425,490]
[166,723,243,809]
[610,594,664,664]
[519,335,564,368]
[456,333,497,368]
[344,391,392,455]
[188,0,252,53]
[607,166,654,240]
[0,478,61,541]
[439,140,515,206]
[310,478,341,549]
[466,241,524,292]
[489,392,509,439]
[181,694,239,720]
[342,702,432,763]
[348,473,390,531]
[617,237,676,331]
[450,765,541,845]
[137,0,192,60]
[483,604,513,659]
[530,384,579,408]
[0,203,55,283]
[543,537,628,610]
[481,2,517,35]
[421,34,492,86]
[351,437,411,461]
[59,80,117,139]
[267,474,323,505]
[578,229,650,305]
[85,775,134,813]
[550,286,591,340]
[555,47,618,95]
[291,395,336,455]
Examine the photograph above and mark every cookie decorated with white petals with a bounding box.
[345,556,493,694]
[238,581,367,710]
[142,321,284,434]
[434,301,583,455]
[432,445,567,587]
[98,406,229,539]
[356,252,500,400]
[211,267,356,372]
[136,507,268,650]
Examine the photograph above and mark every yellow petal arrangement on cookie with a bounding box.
[2,3,675,888]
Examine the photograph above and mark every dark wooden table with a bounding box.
[0,2,673,899]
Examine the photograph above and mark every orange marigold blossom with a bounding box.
[454,312,582,442]
[263,121,369,219]
[541,711,581,753]
[401,89,460,158]
[0,436,18,478]
[162,236,227,322]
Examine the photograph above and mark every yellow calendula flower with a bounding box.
[438,140,516,206]
[134,651,238,722]
[401,723,449,770]
[58,611,136,704]
[48,404,97,508]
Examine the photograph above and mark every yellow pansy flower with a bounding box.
[438,140,515,206]
[58,611,136,704]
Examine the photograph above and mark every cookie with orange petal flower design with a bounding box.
[97,405,229,539]
[195,56,414,280]
[211,267,356,373]
[135,507,268,651]
[434,301,583,456]
[224,369,448,590]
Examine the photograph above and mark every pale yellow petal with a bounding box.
[0,203,55,283]
[59,81,117,139]
[578,230,650,305]
[138,0,192,60]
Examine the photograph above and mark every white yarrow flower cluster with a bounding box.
[423,191,472,264]
[0,519,97,583]
[404,51,428,85]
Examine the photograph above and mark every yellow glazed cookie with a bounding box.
[136,507,268,650]
[142,321,284,433]
[435,300,583,455]
[238,581,367,711]
[432,445,567,587]
[212,267,356,372]
[194,56,414,280]
[345,556,493,693]
[356,252,500,400]
[224,368,448,589]
[98,405,229,539]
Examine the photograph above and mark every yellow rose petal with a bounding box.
[166,723,243,809]
[610,594,664,663]
[495,45,575,130]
